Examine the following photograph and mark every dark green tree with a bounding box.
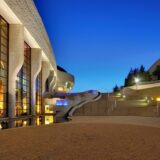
[124,65,151,87]
[113,85,120,93]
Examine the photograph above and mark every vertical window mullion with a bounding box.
[0,16,9,118]
[16,42,31,116]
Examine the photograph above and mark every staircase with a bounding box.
[73,94,158,117]
[110,98,157,117]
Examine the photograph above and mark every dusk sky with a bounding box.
[34,0,160,93]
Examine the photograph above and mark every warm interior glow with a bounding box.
[156,97,160,102]
[0,60,4,69]
[36,105,40,114]
[45,105,53,113]
[0,124,2,130]
[23,120,27,127]
[0,80,4,116]
[36,117,40,126]
[58,87,64,91]
[23,103,27,113]
[45,116,54,125]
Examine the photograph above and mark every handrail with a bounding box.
[67,92,102,117]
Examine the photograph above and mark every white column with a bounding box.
[42,61,50,95]
[49,70,55,93]
[8,24,24,118]
[51,75,57,93]
[31,48,42,115]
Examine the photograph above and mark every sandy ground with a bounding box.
[0,116,160,160]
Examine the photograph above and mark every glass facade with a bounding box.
[36,69,42,114]
[16,42,31,116]
[0,16,9,118]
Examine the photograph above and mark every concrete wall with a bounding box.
[31,48,42,115]
[74,94,116,116]
[123,86,160,98]
[8,24,24,118]
[55,69,74,93]
[42,61,51,95]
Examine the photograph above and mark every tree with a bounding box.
[140,65,145,73]
[124,65,151,87]
[113,85,120,93]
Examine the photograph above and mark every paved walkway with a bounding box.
[71,116,160,128]
[0,116,160,160]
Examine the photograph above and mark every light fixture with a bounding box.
[135,77,140,83]
[156,97,160,102]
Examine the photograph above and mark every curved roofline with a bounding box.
[3,0,57,70]
[148,59,160,73]
[57,65,68,73]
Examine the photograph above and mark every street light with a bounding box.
[134,77,140,90]
[135,77,140,83]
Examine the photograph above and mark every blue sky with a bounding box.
[34,0,160,92]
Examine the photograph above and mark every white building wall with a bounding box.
[31,48,42,115]
[42,61,51,95]
[8,24,24,118]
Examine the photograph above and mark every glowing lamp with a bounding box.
[135,78,140,83]
[23,121,27,126]
[156,97,160,102]
[58,87,63,91]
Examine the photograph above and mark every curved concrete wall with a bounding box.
[123,86,160,98]
[55,69,75,93]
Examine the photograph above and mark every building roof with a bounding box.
[148,59,160,74]
[4,0,56,69]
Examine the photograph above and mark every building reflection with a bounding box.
[0,115,55,130]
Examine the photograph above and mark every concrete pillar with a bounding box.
[8,24,24,118]
[31,48,42,115]
[49,70,55,93]
[42,61,50,95]
[51,75,57,92]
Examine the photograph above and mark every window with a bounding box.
[16,42,31,116]
[45,78,49,92]
[0,16,9,118]
[36,69,42,114]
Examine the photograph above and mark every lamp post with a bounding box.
[134,77,140,90]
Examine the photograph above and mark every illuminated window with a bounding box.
[45,116,54,125]
[36,69,42,114]
[15,119,29,127]
[45,105,53,114]
[0,16,9,118]
[16,42,31,116]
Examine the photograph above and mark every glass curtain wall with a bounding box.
[36,69,42,114]
[0,16,9,118]
[16,42,31,116]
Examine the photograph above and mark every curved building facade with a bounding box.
[0,0,74,126]
[55,66,74,93]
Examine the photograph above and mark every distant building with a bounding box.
[148,59,160,81]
